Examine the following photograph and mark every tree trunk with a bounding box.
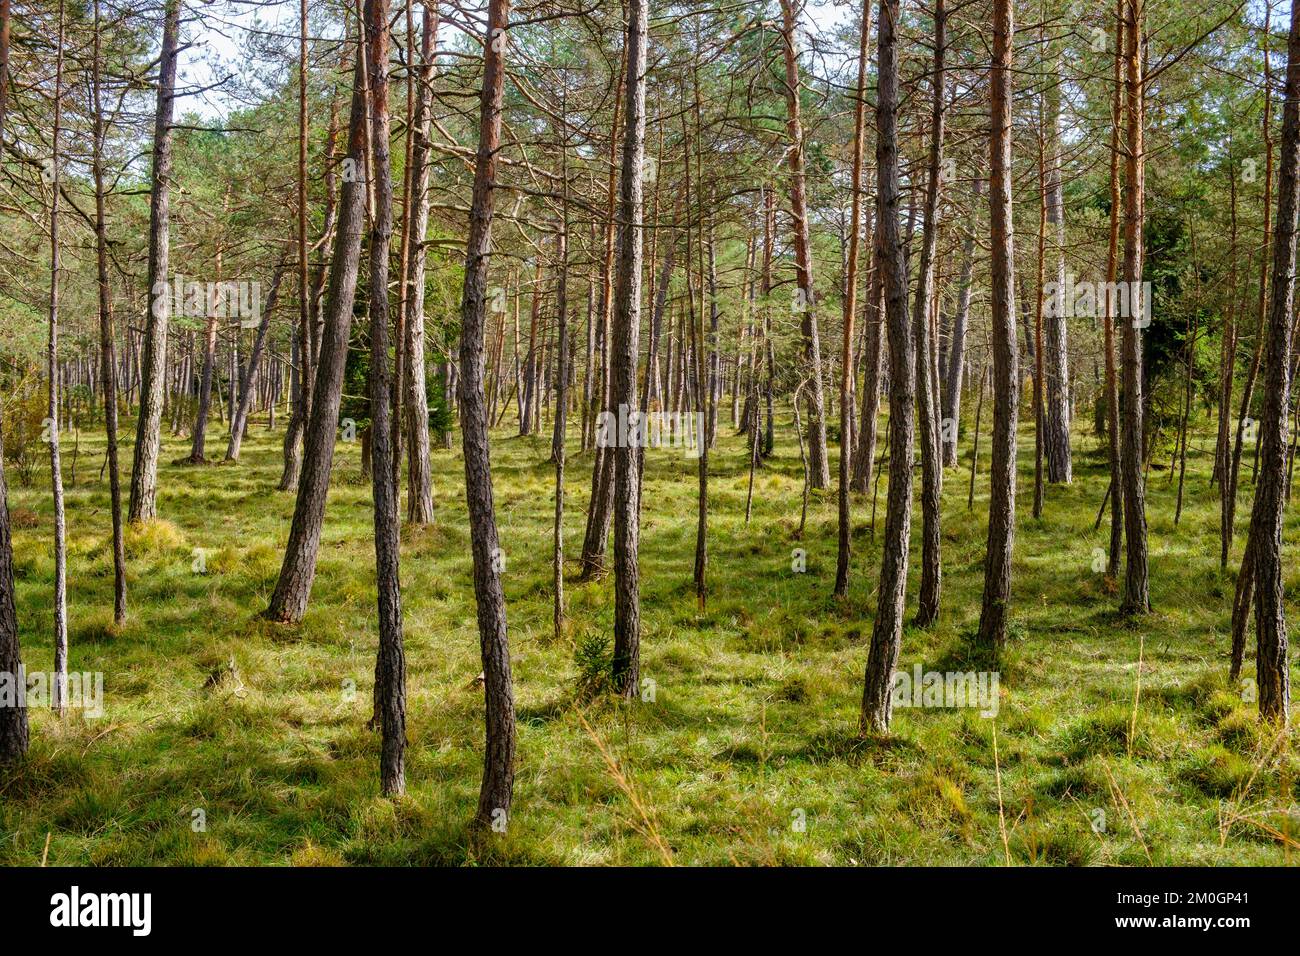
[610,0,647,697]
[265,31,371,624]
[458,0,516,835]
[227,259,290,461]
[403,2,439,525]
[128,0,180,523]
[835,0,872,599]
[1118,0,1149,614]
[778,0,831,489]
[913,0,946,627]
[362,0,407,794]
[90,0,125,626]
[976,0,1020,650]
[1043,43,1072,483]
[1245,0,1300,723]
[0,0,27,761]
[860,0,914,734]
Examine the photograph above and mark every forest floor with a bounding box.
[1,407,1297,866]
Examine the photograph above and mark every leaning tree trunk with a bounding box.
[976,0,1020,651]
[610,0,648,698]
[265,35,371,624]
[1118,0,1149,615]
[860,0,914,734]
[1245,0,1300,724]
[227,258,289,460]
[458,0,516,835]
[128,0,180,523]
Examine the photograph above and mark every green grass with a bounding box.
[1,405,1297,866]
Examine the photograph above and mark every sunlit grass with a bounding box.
[1,404,1296,865]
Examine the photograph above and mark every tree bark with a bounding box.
[778,0,831,489]
[90,0,125,626]
[1118,0,1150,614]
[835,0,873,599]
[0,0,27,762]
[362,0,407,794]
[265,31,371,624]
[128,0,180,523]
[860,0,914,733]
[610,0,647,697]
[403,2,439,525]
[458,0,516,834]
[976,0,1020,650]
[913,0,946,627]
[1244,0,1300,723]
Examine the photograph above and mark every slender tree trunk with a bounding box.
[1103,0,1125,579]
[835,0,873,598]
[227,260,289,461]
[403,2,439,525]
[458,0,516,834]
[0,0,26,762]
[976,0,1020,650]
[90,0,125,626]
[266,33,371,624]
[129,0,181,523]
[852,244,885,492]
[779,0,831,489]
[860,0,914,733]
[1043,43,1072,483]
[941,194,976,467]
[552,168,569,645]
[610,0,648,697]
[1118,0,1150,614]
[47,0,69,715]
[1244,0,1300,723]
[913,0,947,627]
[361,0,407,794]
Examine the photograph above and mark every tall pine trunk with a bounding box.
[976,0,1020,650]
[128,0,180,522]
